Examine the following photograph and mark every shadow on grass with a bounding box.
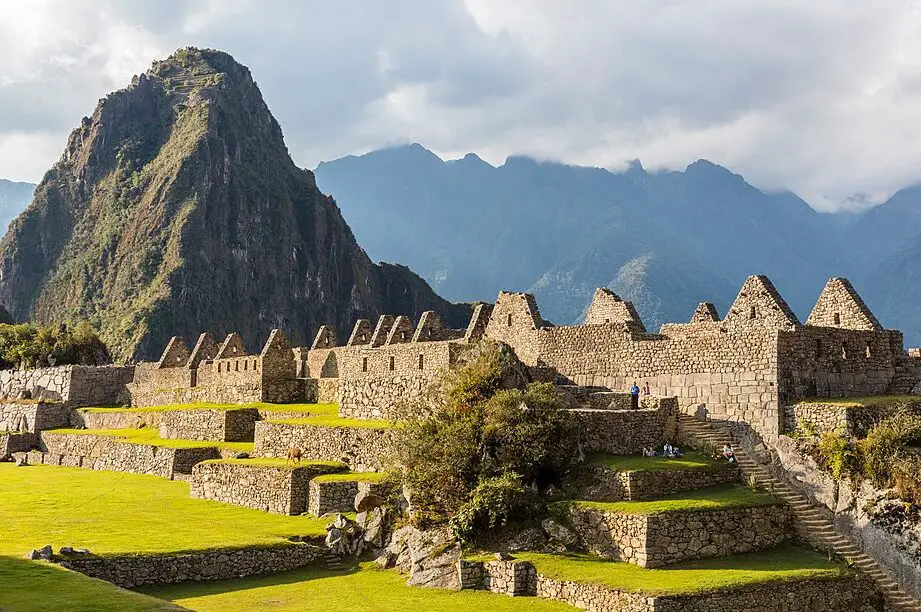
[137,560,362,600]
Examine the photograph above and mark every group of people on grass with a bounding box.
[640,441,736,464]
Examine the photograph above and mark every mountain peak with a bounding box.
[0,49,464,359]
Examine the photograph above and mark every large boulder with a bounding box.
[377,525,462,589]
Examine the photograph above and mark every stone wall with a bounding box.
[482,559,537,596]
[74,409,163,430]
[0,365,133,407]
[0,431,37,457]
[335,341,464,420]
[0,401,71,432]
[783,401,921,437]
[189,461,343,514]
[303,377,339,404]
[60,543,324,588]
[567,503,792,567]
[308,479,357,516]
[574,464,740,502]
[535,572,881,612]
[159,408,260,442]
[254,421,395,471]
[574,404,677,455]
[483,277,905,442]
[38,432,219,478]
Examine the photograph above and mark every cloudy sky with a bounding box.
[1,0,920,210]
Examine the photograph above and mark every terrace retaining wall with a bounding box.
[254,422,395,471]
[159,408,260,442]
[0,401,71,433]
[567,503,792,567]
[190,461,344,515]
[60,543,324,588]
[574,403,678,455]
[574,464,740,502]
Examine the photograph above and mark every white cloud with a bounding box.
[1,0,921,210]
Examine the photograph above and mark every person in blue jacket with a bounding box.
[630,381,640,409]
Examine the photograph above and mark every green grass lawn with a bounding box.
[200,457,347,471]
[0,464,331,556]
[0,556,182,612]
[268,416,393,429]
[256,403,338,416]
[516,545,850,596]
[44,427,254,453]
[139,561,573,611]
[794,395,921,407]
[570,484,779,515]
[587,452,728,472]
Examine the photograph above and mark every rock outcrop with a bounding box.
[0,47,468,360]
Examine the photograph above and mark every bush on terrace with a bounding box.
[0,321,110,369]
[394,341,580,540]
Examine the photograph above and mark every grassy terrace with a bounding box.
[140,562,573,612]
[515,545,850,596]
[79,402,339,415]
[0,463,331,556]
[793,395,921,407]
[569,484,779,515]
[199,457,347,471]
[44,427,254,454]
[587,452,727,472]
[0,556,181,612]
[268,416,394,429]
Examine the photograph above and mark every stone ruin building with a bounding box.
[114,275,921,442]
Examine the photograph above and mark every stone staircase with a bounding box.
[678,414,921,612]
[888,356,921,395]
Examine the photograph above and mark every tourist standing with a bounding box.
[630,381,640,409]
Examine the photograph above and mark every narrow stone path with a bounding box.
[678,414,921,612]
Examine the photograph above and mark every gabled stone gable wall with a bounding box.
[777,327,901,401]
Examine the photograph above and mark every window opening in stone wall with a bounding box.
[815,339,822,358]
[389,356,395,371]
[235,361,239,372]
[254,359,258,370]
[362,357,368,372]
[244,360,248,371]
[749,306,756,319]
[418,354,424,370]
[507,314,513,326]
[360,333,366,342]
[866,344,872,359]
[841,343,848,359]
[401,331,406,341]
[218,363,222,373]
[834,313,841,325]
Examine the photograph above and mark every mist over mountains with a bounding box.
[314,144,920,344]
[0,180,35,235]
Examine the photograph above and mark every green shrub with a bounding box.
[394,341,579,539]
[860,411,921,488]
[0,322,110,369]
[816,431,858,482]
[448,472,540,541]
[893,454,921,504]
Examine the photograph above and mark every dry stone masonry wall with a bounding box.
[567,503,792,567]
[254,421,394,471]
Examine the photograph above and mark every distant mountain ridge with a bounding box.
[0,179,35,235]
[0,49,467,360]
[315,144,921,344]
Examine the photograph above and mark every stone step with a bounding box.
[677,414,921,610]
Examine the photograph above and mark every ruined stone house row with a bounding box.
[124,276,921,440]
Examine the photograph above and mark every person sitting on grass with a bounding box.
[722,443,736,464]
[663,442,683,458]
[642,446,657,457]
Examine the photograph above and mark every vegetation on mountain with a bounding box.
[394,341,580,540]
[0,322,109,369]
[0,48,466,361]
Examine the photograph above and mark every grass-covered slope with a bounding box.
[587,452,727,472]
[0,557,182,612]
[0,463,329,556]
[569,483,779,515]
